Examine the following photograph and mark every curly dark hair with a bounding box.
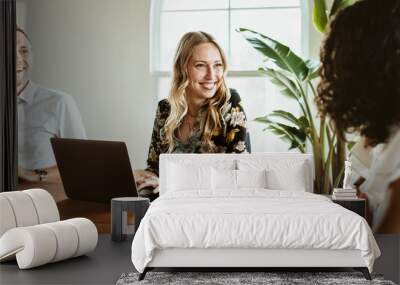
[316,0,400,146]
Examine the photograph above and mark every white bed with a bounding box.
[131,153,380,280]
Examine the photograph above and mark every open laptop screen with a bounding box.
[51,138,138,202]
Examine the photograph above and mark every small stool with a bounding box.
[111,197,150,242]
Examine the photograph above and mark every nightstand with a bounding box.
[111,197,150,242]
[327,195,366,218]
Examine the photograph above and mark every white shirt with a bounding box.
[362,127,400,230]
[18,81,87,170]
[349,137,373,183]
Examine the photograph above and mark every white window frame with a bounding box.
[150,0,310,78]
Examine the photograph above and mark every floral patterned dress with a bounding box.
[145,89,248,176]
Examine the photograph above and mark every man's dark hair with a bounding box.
[316,0,400,146]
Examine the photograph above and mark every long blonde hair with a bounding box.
[164,31,231,152]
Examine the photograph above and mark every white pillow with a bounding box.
[168,162,211,191]
[237,169,267,189]
[237,158,309,192]
[211,169,268,190]
[211,168,237,190]
[266,165,307,191]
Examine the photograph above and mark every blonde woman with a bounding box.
[136,31,248,198]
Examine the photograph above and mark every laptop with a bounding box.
[50,138,138,202]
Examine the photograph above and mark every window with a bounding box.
[151,0,308,152]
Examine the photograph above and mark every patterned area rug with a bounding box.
[116,271,395,285]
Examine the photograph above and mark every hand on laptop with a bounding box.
[134,170,159,201]
[134,170,159,191]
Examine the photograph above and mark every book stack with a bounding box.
[332,188,357,200]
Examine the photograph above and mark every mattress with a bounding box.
[131,190,380,273]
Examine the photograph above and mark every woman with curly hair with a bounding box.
[317,0,400,233]
[135,31,248,199]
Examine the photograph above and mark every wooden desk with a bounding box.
[18,181,68,202]
[18,181,111,233]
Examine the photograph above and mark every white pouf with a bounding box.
[0,218,98,269]
[0,189,98,269]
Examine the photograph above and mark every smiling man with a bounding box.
[16,27,87,183]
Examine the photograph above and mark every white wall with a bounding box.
[17,0,325,168]
[18,0,156,169]
[16,1,27,29]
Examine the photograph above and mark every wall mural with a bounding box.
[16,0,400,234]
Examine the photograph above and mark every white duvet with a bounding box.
[131,190,380,273]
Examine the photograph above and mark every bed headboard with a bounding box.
[159,153,314,195]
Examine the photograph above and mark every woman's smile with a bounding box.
[199,81,217,90]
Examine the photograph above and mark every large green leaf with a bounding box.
[255,116,307,152]
[278,123,307,143]
[269,110,301,126]
[266,125,302,150]
[269,122,307,152]
[330,0,357,17]
[254,115,270,124]
[313,0,358,34]
[298,116,311,133]
[305,59,321,80]
[268,125,305,152]
[238,28,309,81]
[267,110,308,131]
[258,68,301,100]
[313,0,328,33]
